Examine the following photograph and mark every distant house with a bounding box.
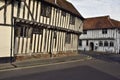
[79,16,120,53]
[0,0,84,62]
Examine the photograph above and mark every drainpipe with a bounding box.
[10,0,14,63]
[49,30,53,57]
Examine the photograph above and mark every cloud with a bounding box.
[67,0,120,21]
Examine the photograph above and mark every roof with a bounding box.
[83,16,120,30]
[43,0,84,19]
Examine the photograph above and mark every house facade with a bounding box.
[0,0,84,61]
[79,16,120,54]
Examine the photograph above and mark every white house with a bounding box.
[79,16,120,54]
[0,0,84,62]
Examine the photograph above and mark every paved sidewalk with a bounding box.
[0,54,92,71]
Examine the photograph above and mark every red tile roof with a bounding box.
[44,0,84,19]
[83,16,120,30]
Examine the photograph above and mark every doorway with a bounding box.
[90,42,94,51]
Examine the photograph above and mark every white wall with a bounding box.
[0,26,11,57]
[79,29,119,53]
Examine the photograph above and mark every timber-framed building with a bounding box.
[0,0,84,62]
[79,16,120,54]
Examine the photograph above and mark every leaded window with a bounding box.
[99,41,103,46]
[104,41,108,47]
[110,41,114,47]
[70,15,75,25]
[61,11,66,16]
[102,29,107,34]
[41,4,51,17]
[65,33,71,44]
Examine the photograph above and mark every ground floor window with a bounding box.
[86,40,88,46]
[99,41,103,46]
[110,41,114,47]
[104,41,108,47]
[15,26,32,38]
[65,33,71,44]
[79,40,82,46]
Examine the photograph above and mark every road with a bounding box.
[0,58,120,80]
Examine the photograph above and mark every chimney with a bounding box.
[55,0,57,4]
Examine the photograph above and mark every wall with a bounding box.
[79,29,118,53]
[0,0,83,57]
[0,26,11,57]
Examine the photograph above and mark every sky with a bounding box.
[67,0,120,21]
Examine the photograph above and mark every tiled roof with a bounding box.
[44,0,83,19]
[83,16,120,30]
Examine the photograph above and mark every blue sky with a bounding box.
[67,0,120,21]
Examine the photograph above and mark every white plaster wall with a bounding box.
[80,29,115,39]
[0,26,11,57]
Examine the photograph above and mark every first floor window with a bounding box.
[83,30,87,34]
[41,4,51,17]
[69,15,75,25]
[61,11,66,16]
[102,29,107,34]
[65,33,71,44]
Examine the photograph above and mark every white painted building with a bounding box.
[79,16,120,54]
[0,0,84,62]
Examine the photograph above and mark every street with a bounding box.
[0,58,120,80]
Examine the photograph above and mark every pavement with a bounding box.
[0,54,92,71]
[0,51,120,71]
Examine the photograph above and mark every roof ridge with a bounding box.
[85,15,109,19]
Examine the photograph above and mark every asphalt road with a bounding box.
[1,66,119,80]
[0,59,120,80]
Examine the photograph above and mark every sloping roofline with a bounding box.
[42,0,84,20]
[83,15,120,30]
